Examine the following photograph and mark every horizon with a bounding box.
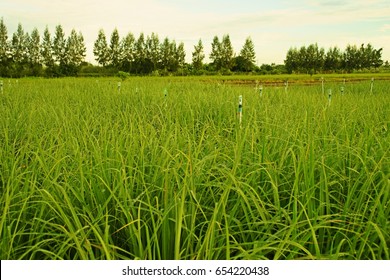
[1,0,389,65]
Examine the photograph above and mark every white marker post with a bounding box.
[328,89,332,106]
[0,80,3,94]
[255,80,263,97]
[284,80,288,93]
[370,78,374,94]
[238,95,243,127]
[321,77,324,95]
[117,82,121,93]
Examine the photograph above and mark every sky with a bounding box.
[1,0,389,65]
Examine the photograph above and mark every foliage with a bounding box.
[220,35,234,70]
[0,19,385,78]
[239,37,256,72]
[209,35,222,70]
[285,43,383,74]
[117,70,129,80]
[41,26,54,69]
[119,32,135,73]
[93,29,109,67]
[209,35,235,72]
[145,32,160,71]
[109,28,121,68]
[0,21,86,77]
[192,39,205,72]
[0,17,8,64]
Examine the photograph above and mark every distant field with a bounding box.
[0,77,389,260]
[194,72,390,86]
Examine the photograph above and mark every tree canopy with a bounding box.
[285,43,383,74]
[0,19,385,77]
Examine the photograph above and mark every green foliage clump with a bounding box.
[117,71,130,81]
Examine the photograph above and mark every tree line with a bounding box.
[0,19,257,77]
[284,43,383,74]
[93,29,186,75]
[0,19,258,77]
[0,19,386,77]
[0,19,86,77]
[92,29,257,75]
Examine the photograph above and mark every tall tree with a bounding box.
[109,28,121,68]
[53,25,67,66]
[372,47,383,68]
[0,17,9,65]
[64,29,78,74]
[192,39,204,71]
[284,47,299,73]
[41,26,54,68]
[146,32,160,71]
[359,43,382,69]
[209,36,221,70]
[176,42,186,71]
[77,32,87,64]
[93,29,109,67]
[64,29,86,75]
[170,40,178,71]
[239,37,256,72]
[27,27,41,75]
[297,46,307,73]
[160,37,172,71]
[305,43,324,74]
[359,43,369,69]
[343,44,359,72]
[28,28,41,66]
[220,34,234,70]
[324,46,342,72]
[134,33,146,73]
[120,32,135,72]
[11,23,27,64]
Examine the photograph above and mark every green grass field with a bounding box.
[0,76,389,260]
